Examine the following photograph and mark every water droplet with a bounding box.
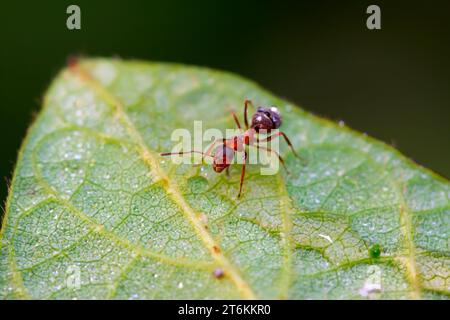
[129,293,139,300]
[177,282,184,289]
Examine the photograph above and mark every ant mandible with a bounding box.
[161,99,301,198]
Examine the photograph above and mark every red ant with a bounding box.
[161,99,301,198]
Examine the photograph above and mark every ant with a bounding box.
[161,99,301,198]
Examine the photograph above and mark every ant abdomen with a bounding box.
[212,145,234,173]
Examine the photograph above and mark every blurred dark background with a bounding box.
[1,0,449,207]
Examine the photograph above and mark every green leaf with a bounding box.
[1,58,449,300]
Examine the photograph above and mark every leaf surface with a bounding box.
[1,59,449,299]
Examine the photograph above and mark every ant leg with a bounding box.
[237,151,247,198]
[225,166,230,178]
[244,99,254,130]
[160,150,213,158]
[258,131,303,161]
[231,111,242,129]
[255,144,289,173]
[161,150,215,168]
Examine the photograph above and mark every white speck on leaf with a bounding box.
[359,281,382,297]
[92,62,117,85]
[318,234,333,244]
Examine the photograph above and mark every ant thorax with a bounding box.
[224,129,256,152]
[243,129,256,146]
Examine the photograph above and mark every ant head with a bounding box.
[251,106,282,132]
